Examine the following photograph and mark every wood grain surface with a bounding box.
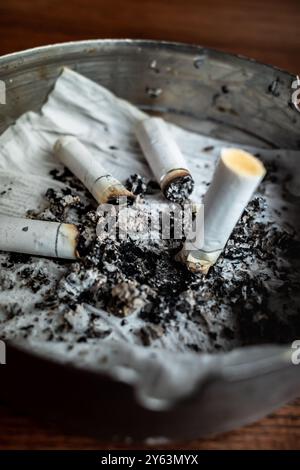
[0,400,300,450]
[0,0,299,450]
[0,0,299,73]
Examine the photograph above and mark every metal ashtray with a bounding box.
[0,40,300,442]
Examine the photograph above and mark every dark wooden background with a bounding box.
[0,0,299,72]
[0,0,300,450]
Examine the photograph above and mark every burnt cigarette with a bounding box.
[0,215,79,259]
[54,137,135,205]
[178,148,266,274]
[135,117,194,202]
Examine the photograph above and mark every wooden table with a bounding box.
[0,0,299,450]
[0,401,300,450]
[0,0,299,73]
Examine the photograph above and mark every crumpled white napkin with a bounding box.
[1,67,299,217]
[0,68,299,408]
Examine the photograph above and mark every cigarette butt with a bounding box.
[0,215,79,259]
[54,137,135,205]
[178,148,266,273]
[135,117,194,202]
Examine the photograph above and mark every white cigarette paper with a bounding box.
[135,117,194,201]
[54,137,134,204]
[0,215,79,259]
[179,148,266,273]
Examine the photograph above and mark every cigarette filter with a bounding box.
[135,117,194,202]
[54,137,135,205]
[0,215,79,259]
[178,148,266,274]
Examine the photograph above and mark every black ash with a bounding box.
[164,174,194,203]
[125,174,148,196]
[125,173,160,197]
[0,169,299,353]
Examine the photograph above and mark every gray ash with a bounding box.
[44,188,82,220]
[41,182,300,346]
[30,179,199,322]
[6,252,32,266]
[164,174,194,202]
[125,174,161,196]
[49,167,88,193]
[17,266,51,293]
[0,302,23,320]
[125,174,148,195]
[1,170,299,353]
